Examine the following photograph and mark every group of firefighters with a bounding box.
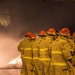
[17,27,75,75]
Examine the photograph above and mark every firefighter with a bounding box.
[72,32,75,43]
[23,34,36,75]
[17,32,32,75]
[71,32,75,66]
[67,33,75,75]
[32,30,47,75]
[51,28,73,75]
[37,30,52,75]
[68,34,75,56]
[46,28,56,75]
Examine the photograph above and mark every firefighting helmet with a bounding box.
[25,32,32,37]
[47,28,56,35]
[39,30,46,36]
[29,34,36,39]
[59,28,70,36]
[72,32,75,37]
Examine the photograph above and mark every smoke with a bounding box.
[0,0,75,69]
[0,33,22,68]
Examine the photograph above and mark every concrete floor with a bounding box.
[0,69,21,75]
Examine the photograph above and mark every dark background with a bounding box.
[0,0,75,38]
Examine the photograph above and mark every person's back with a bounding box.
[24,39,35,59]
[52,36,71,63]
[17,32,32,75]
[51,28,72,75]
[37,29,52,75]
[18,37,29,52]
[32,36,43,59]
[32,30,47,75]
[72,32,75,43]
[23,34,36,75]
[18,32,32,53]
[70,32,75,66]
[68,35,75,52]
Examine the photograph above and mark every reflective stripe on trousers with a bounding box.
[39,58,51,61]
[33,48,38,51]
[24,48,32,50]
[39,48,48,51]
[51,62,66,66]
[33,57,39,59]
[24,57,32,59]
[52,51,62,54]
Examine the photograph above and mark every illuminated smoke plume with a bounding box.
[0,34,21,68]
[8,55,22,68]
[0,1,75,69]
